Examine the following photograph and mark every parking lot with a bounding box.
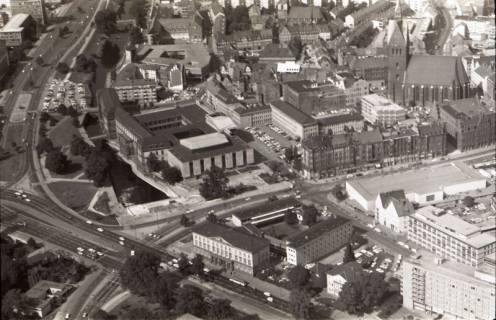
[244,125,298,162]
[41,79,91,112]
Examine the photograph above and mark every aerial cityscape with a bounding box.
[0,0,494,318]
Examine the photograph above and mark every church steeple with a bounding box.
[394,0,402,20]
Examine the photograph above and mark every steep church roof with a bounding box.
[385,20,405,47]
[404,56,469,87]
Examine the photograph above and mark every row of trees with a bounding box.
[119,251,244,319]
[146,154,183,185]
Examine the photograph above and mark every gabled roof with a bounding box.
[193,222,270,253]
[378,189,414,217]
[288,6,323,20]
[386,20,405,46]
[327,261,364,282]
[404,55,469,86]
[286,216,350,249]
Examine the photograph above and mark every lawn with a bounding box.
[93,191,111,215]
[48,181,97,212]
[48,116,81,147]
[50,153,85,179]
[82,114,102,138]
[110,294,163,319]
[80,210,119,225]
[260,221,304,240]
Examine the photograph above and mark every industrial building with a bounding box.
[346,162,487,210]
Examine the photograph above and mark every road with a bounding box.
[436,6,453,55]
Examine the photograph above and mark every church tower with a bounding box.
[385,0,408,105]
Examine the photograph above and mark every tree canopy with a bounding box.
[342,244,356,264]
[101,40,121,69]
[284,210,298,225]
[199,166,229,200]
[120,251,161,296]
[84,140,115,187]
[290,289,314,320]
[301,205,318,226]
[95,9,117,33]
[287,265,310,289]
[161,164,183,185]
[70,135,92,158]
[45,149,70,174]
[225,5,251,34]
[174,285,207,317]
[128,0,147,28]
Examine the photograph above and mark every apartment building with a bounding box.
[269,100,319,140]
[286,216,353,265]
[403,251,496,320]
[316,113,364,135]
[361,94,406,127]
[0,13,37,47]
[408,206,496,268]
[192,222,270,275]
[437,98,495,151]
[10,0,47,25]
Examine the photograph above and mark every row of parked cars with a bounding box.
[245,126,283,154]
[42,79,87,112]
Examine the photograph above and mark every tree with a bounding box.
[177,254,190,275]
[301,205,318,226]
[75,54,96,73]
[208,298,233,320]
[343,244,356,263]
[284,147,296,162]
[128,0,147,28]
[225,5,251,34]
[56,62,70,74]
[129,26,144,46]
[180,214,190,227]
[57,104,68,115]
[70,135,92,157]
[463,196,475,207]
[94,9,117,33]
[190,254,204,276]
[151,271,180,309]
[120,250,161,296]
[287,265,310,289]
[199,165,229,200]
[162,165,183,185]
[39,111,50,123]
[1,289,28,319]
[290,290,313,320]
[85,149,112,187]
[288,36,304,60]
[285,210,298,225]
[101,40,121,68]
[174,285,207,317]
[35,56,44,66]
[45,149,70,174]
[67,106,78,118]
[208,53,223,74]
[36,137,54,155]
[146,153,162,172]
[206,212,218,223]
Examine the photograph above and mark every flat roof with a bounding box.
[138,44,210,69]
[441,98,495,119]
[180,132,229,150]
[405,249,495,287]
[361,94,403,111]
[1,13,29,32]
[412,206,495,248]
[286,216,350,249]
[232,197,301,221]
[169,135,249,162]
[270,100,317,126]
[193,222,269,253]
[347,162,486,201]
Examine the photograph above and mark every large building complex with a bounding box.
[0,13,37,47]
[361,94,406,127]
[10,0,47,25]
[346,162,487,210]
[407,206,496,267]
[269,100,319,140]
[97,88,255,178]
[192,222,270,275]
[286,216,353,265]
[403,251,496,319]
[437,98,495,151]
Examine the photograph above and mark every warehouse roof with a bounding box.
[180,132,229,150]
[169,135,249,162]
[193,222,269,253]
[347,162,486,202]
[286,216,350,249]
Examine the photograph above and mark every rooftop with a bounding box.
[327,261,364,282]
[441,97,495,119]
[193,222,270,253]
[361,94,403,111]
[232,197,301,221]
[316,113,364,126]
[405,55,469,86]
[114,63,155,87]
[205,80,240,105]
[288,6,323,20]
[138,44,210,69]
[378,190,414,217]
[269,100,317,126]
[169,134,249,162]
[302,134,350,150]
[286,216,350,249]
[259,43,295,60]
[347,162,486,201]
[25,280,69,300]
[1,13,29,32]
[412,206,495,248]
[180,132,229,150]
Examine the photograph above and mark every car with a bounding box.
[130,250,135,256]
[119,241,125,246]
[374,227,381,233]
[85,220,92,224]
[24,198,31,202]
[208,210,215,214]
[264,291,271,297]
[65,313,70,319]
[118,236,125,241]
[97,252,103,256]
[366,223,374,229]
[186,209,193,214]
[82,312,88,318]
[96,227,104,232]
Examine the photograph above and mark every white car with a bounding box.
[24,198,31,202]
[96,227,104,232]
[374,227,381,233]
[118,236,125,241]
[85,220,92,224]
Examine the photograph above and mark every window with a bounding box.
[426,194,435,201]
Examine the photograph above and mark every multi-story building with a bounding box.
[286,6,324,25]
[316,113,364,135]
[437,98,495,151]
[216,29,273,52]
[374,189,414,233]
[361,94,406,127]
[349,55,388,90]
[279,24,330,44]
[326,261,364,297]
[286,216,353,265]
[231,105,272,128]
[10,0,47,25]
[192,222,270,275]
[113,63,157,108]
[0,11,9,28]
[340,76,370,107]
[454,16,495,42]
[282,80,347,116]
[258,43,297,64]
[204,79,244,118]
[156,14,204,43]
[344,0,393,28]
[0,13,37,47]
[403,250,496,319]
[269,100,319,140]
[407,206,496,267]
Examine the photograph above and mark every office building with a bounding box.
[361,94,406,127]
[407,206,496,267]
[437,98,495,151]
[346,162,487,210]
[10,0,47,25]
[192,222,270,275]
[402,250,496,319]
[0,13,37,46]
[113,63,158,107]
[269,100,318,140]
[286,216,353,265]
